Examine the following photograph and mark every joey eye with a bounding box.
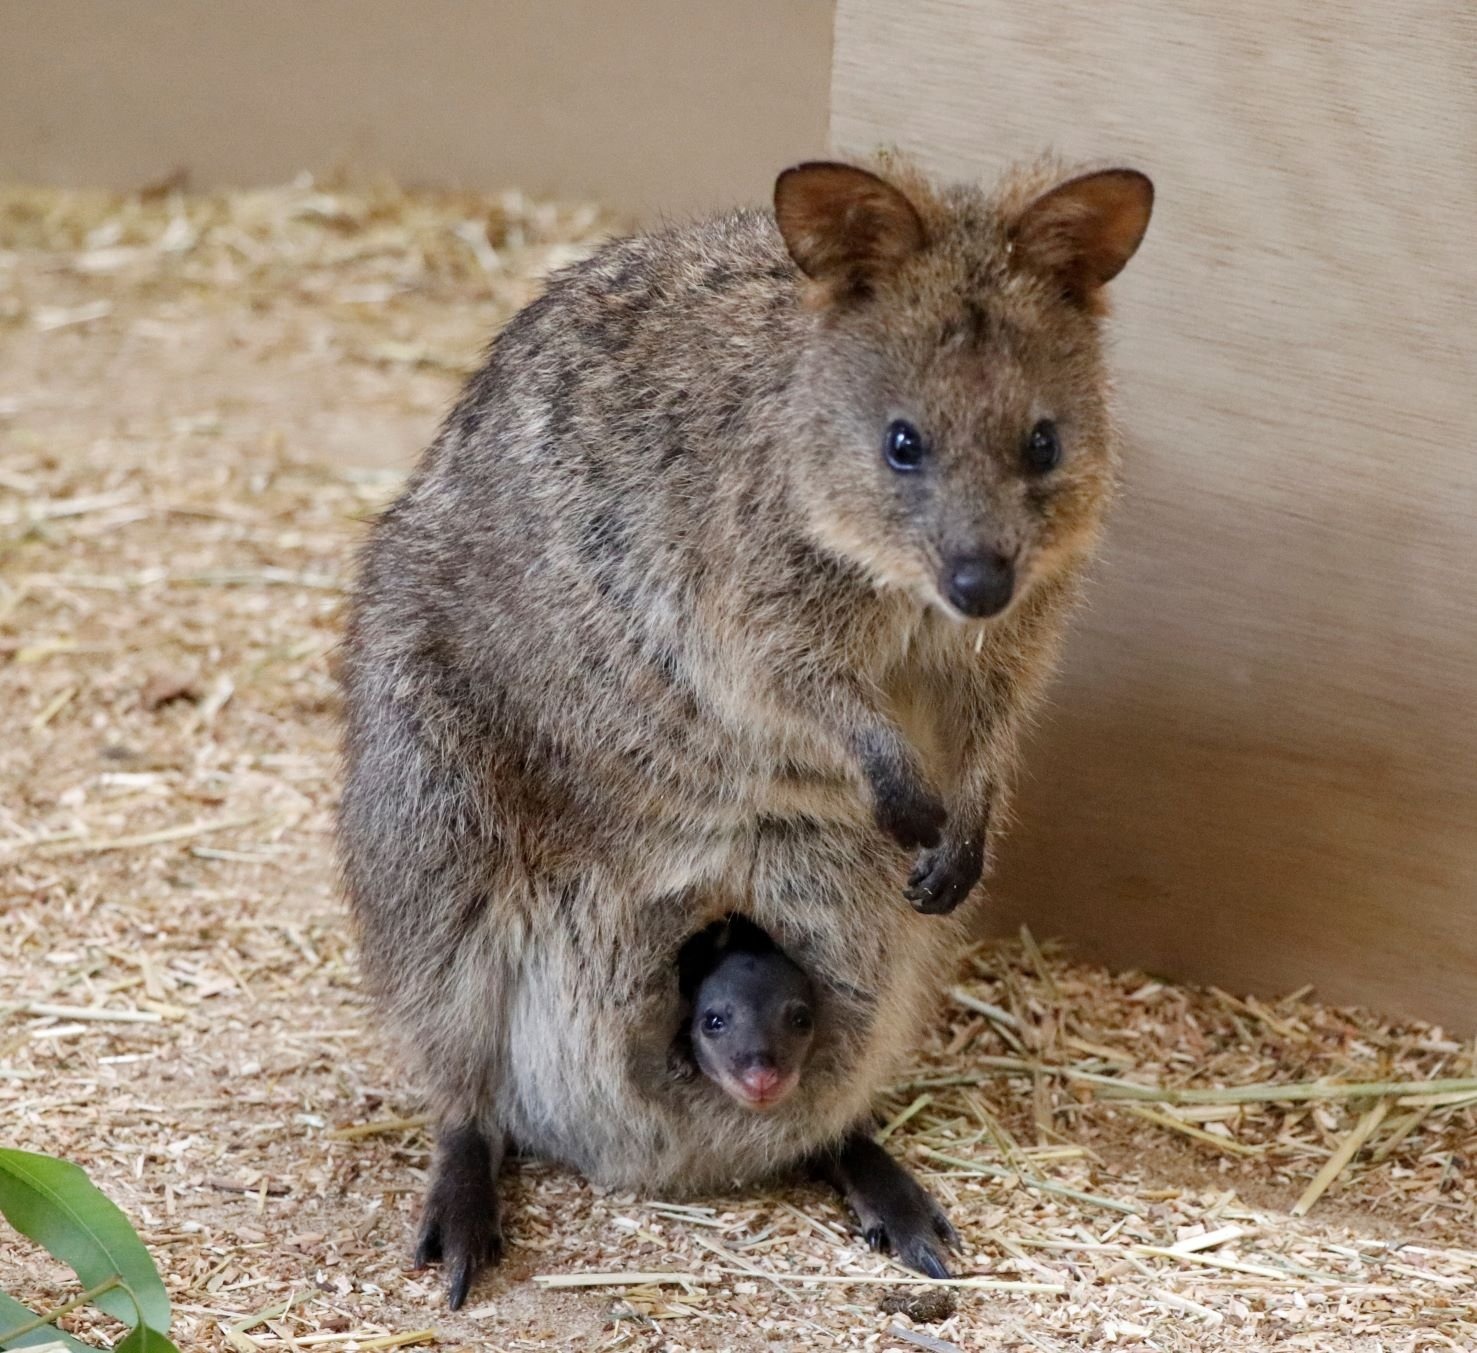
[701,1012,726,1036]
[1023,419,1061,475]
[789,1007,814,1033]
[884,419,927,473]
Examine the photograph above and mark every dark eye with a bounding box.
[789,1007,814,1033]
[701,1012,725,1036]
[1023,419,1061,475]
[884,419,927,473]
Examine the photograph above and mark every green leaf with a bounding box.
[0,1150,169,1331]
[116,1326,180,1353]
[0,1292,93,1352]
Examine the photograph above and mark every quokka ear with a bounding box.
[774,161,926,297]
[1011,168,1154,302]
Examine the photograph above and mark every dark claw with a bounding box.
[413,1228,442,1267]
[447,1257,476,1312]
[863,1217,953,1279]
[903,838,984,915]
[414,1200,503,1310]
[909,1244,951,1281]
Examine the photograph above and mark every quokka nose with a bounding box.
[944,552,1016,618]
[740,1066,782,1099]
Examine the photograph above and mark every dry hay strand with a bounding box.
[1,178,1474,1351]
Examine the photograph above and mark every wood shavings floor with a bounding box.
[1,180,1473,1352]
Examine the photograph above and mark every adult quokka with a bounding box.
[339,153,1152,1307]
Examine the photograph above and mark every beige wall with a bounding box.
[0,0,834,217]
[834,1,1477,1030]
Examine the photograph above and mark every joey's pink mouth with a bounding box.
[721,1070,800,1111]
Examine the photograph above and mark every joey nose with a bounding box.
[944,552,1015,618]
[740,1065,781,1100]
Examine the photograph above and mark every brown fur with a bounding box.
[338,154,1151,1290]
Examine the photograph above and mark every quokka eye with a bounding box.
[884,419,927,473]
[1023,419,1061,474]
[701,1012,726,1036]
[789,1007,814,1033]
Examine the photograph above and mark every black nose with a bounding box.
[943,552,1015,618]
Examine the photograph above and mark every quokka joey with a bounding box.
[339,153,1152,1307]
[668,918,818,1110]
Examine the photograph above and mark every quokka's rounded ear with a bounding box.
[774,161,926,297]
[1011,169,1154,302]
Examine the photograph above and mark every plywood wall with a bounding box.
[834,1,1477,1029]
[0,0,834,217]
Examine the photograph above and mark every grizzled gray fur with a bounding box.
[338,155,1152,1306]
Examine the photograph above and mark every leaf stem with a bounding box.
[0,1273,122,1342]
